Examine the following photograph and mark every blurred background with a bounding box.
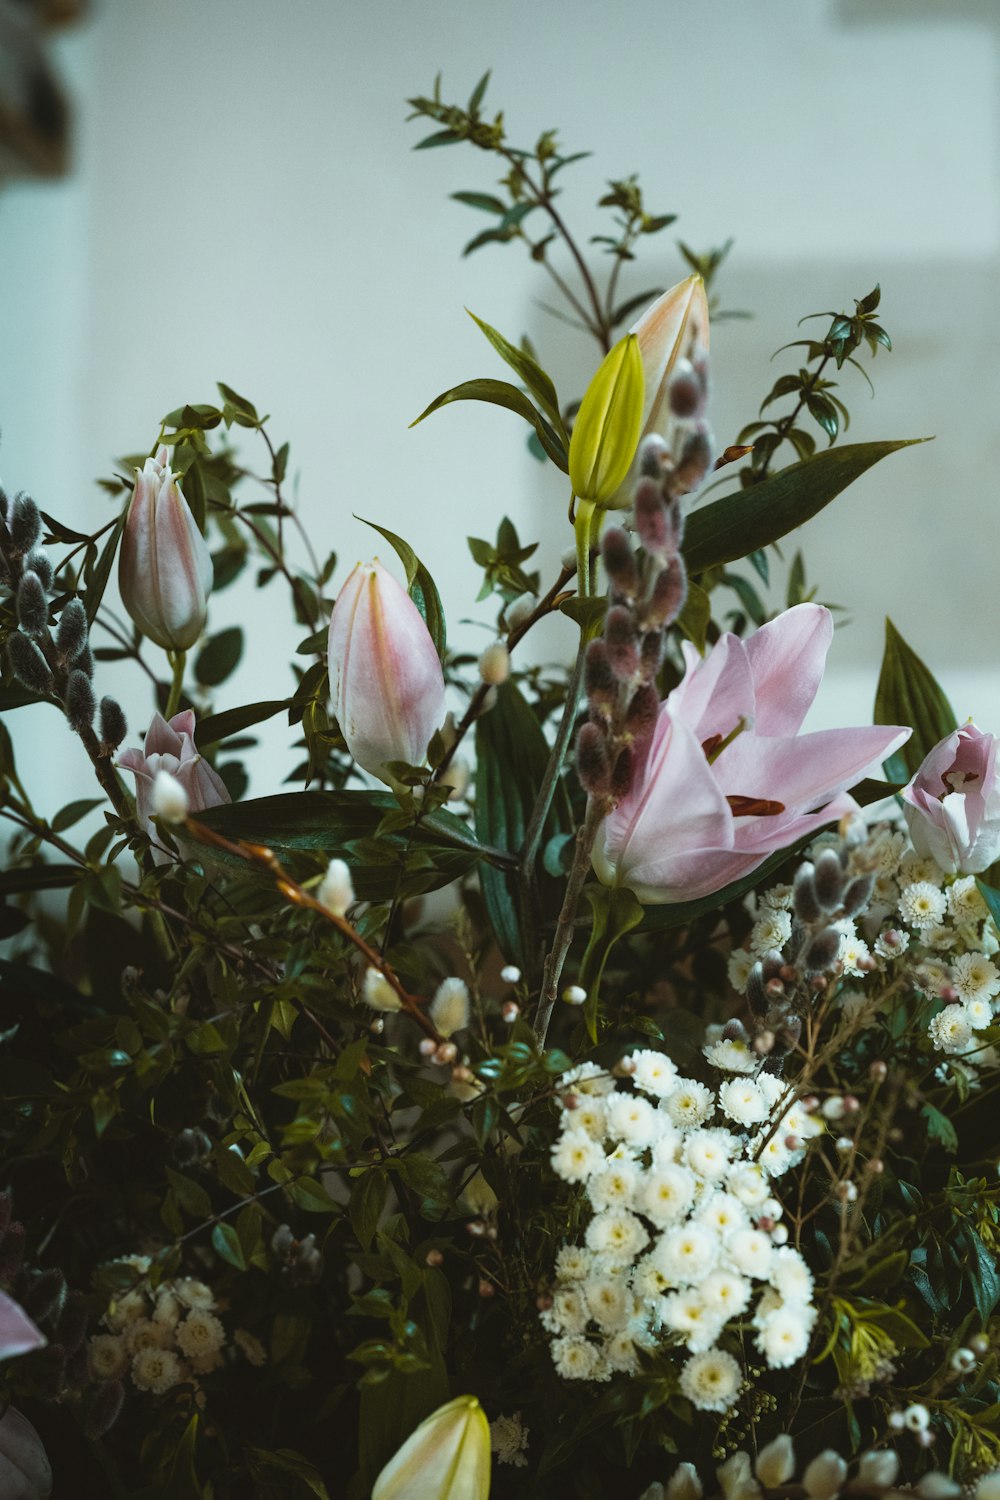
[2,0,998,807]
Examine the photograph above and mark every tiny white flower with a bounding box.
[899,851,945,887]
[639,1164,697,1227]
[769,1246,814,1304]
[750,909,792,957]
[588,1160,641,1213]
[490,1410,529,1467]
[104,1289,147,1332]
[559,1062,615,1097]
[951,952,1000,1005]
[551,1334,600,1380]
[699,1267,751,1318]
[694,1192,750,1239]
[725,1227,773,1279]
[874,927,910,961]
[605,1092,660,1149]
[760,883,794,911]
[89,1333,129,1381]
[628,1049,680,1098]
[684,1128,737,1183]
[947,875,989,924]
[551,1130,604,1183]
[704,1038,756,1074]
[923,922,957,952]
[661,1289,724,1352]
[317,857,354,917]
[726,1162,772,1208]
[585,1208,649,1265]
[899,880,947,930]
[928,1007,974,1055]
[654,1224,719,1286]
[678,1347,742,1412]
[555,1245,594,1282]
[964,997,994,1030]
[540,1286,589,1336]
[661,1079,715,1129]
[584,1276,632,1332]
[604,1330,641,1373]
[131,1345,183,1394]
[727,950,754,993]
[719,1078,768,1127]
[571,1099,608,1140]
[174,1278,216,1311]
[124,1317,172,1355]
[756,1304,812,1368]
[175,1309,226,1359]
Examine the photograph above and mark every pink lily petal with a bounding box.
[730,792,860,855]
[669,634,755,742]
[743,602,832,737]
[0,1291,45,1362]
[714,725,910,811]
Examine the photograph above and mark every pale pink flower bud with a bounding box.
[117,710,229,863]
[119,450,213,651]
[903,723,1000,874]
[328,560,446,785]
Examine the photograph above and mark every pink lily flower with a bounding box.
[902,723,1000,874]
[593,603,910,903]
[0,1408,52,1499]
[327,559,446,785]
[118,709,229,861]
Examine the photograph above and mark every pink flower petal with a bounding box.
[0,1292,45,1362]
[743,602,832,737]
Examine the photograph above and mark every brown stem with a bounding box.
[533,796,605,1044]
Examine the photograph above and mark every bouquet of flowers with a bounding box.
[1,76,998,1500]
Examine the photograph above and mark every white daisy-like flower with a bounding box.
[871,828,907,874]
[727,950,754,993]
[570,1099,608,1140]
[947,875,989,924]
[639,1163,698,1227]
[922,922,957,952]
[233,1328,267,1366]
[650,1125,683,1168]
[703,1038,756,1074]
[750,1129,797,1176]
[982,921,1000,958]
[152,1287,182,1328]
[694,1192,750,1239]
[725,1227,773,1279]
[604,1330,641,1373]
[752,1286,784,1326]
[678,1348,742,1412]
[555,1245,595,1282]
[174,1278,216,1312]
[559,1062,616,1097]
[584,1276,632,1332]
[749,909,792,957]
[661,1290,724,1352]
[654,1224,719,1286]
[605,1092,661,1149]
[131,1345,183,1394]
[551,1334,600,1380]
[540,1287,589,1336]
[124,1317,173,1355]
[759,884,793,911]
[726,1162,772,1208]
[699,1267,751,1319]
[684,1128,737,1183]
[628,1049,680,1098]
[755,1073,788,1110]
[755,1304,812,1368]
[175,1309,226,1360]
[964,997,994,1031]
[490,1410,529,1467]
[837,929,871,976]
[898,881,948,930]
[661,1079,715,1129]
[88,1333,129,1381]
[769,1247,814,1304]
[104,1289,147,1332]
[951,952,1000,1005]
[781,1102,823,1141]
[928,1007,974,1055]
[718,1078,767,1127]
[900,851,945,887]
[551,1130,605,1183]
[631,1254,670,1300]
[588,1160,641,1214]
[585,1208,649,1265]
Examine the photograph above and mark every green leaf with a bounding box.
[579,885,645,1042]
[84,512,126,626]
[195,627,244,687]
[247,1449,330,1500]
[451,191,505,214]
[355,518,447,657]
[976,880,1000,930]
[465,310,566,436]
[410,378,569,473]
[921,1103,958,1153]
[966,1228,1000,1322]
[0,863,80,896]
[51,798,105,832]
[194,699,290,747]
[683,440,928,575]
[675,580,710,652]
[474,681,571,967]
[211,1221,247,1270]
[874,619,956,780]
[351,1170,387,1251]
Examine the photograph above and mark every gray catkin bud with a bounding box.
[624,682,659,745]
[668,358,702,419]
[56,1292,87,1356]
[7,632,53,694]
[793,862,821,923]
[584,639,616,711]
[663,496,685,552]
[633,478,669,556]
[55,598,88,662]
[576,721,611,797]
[65,669,96,733]
[637,434,670,478]
[73,642,95,679]
[609,745,633,801]
[9,492,41,554]
[814,848,845,911]
[745,961,768,1017]
[25,550,53,590]
[639,630,665,682]
[601,526,638,597]
[16,571,48,635]
[841,871,876,919]
[775,1015,803,1054]
[804,926,842,974]
[99,696,127,750]
[644,554,687,629]
[671,426,714,495]
[604,606,640,680]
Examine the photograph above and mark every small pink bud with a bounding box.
[466,1220,486,1238]
[119,453,213,651]
[478,1279,494,1298]
[501,1001,520,1024]
[434,1042,458,1065]
[869,1060,888,1082]
[419,1038,437,1057]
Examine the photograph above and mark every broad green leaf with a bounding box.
[350,1169,387,1251]
[211,1221,247,1270]
[411,378,569,473]
[675,580,710,653]
[195,627,244,687]
[579,885,644,1042]
[0,863,80,895]
[355,518,447,657]
[683,439,928,575]
[874,618,956,780]
[466,309,566,436]
[195,698,291,747]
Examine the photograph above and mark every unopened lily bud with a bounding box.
[632,275,709,449]
[568,333,645,506]
[429,978,470,1037]
[7,632,52,694]
[601,527,638,596]
[99,696,127,751]
[119,452,213,651]
[605,606,639,680]
[505,591,537,633]
[668,358,703,419]
[363,968,402,1013]
[813,848,845,910]
[576,720,611,797]
[328,560,446,786]
[65,668,96,733]
[478,641,509,685]
[16,571,47,635]
[317,857,354,917]
[25,549,52,590]
[151,768,189,823]
[584,638,616,712]
[643,555,686,629]
[802,1451,847,1500]
[9,492,41,554]
[562,985,587,1006]
[372,1395,490,1500]
[55,598,88,663]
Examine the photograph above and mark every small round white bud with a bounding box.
[562,985,587,1006]
[500,964,522,984]
[434,1041,458,1065]
[419,1038,437,1057]
[501,1001,520,1024]
[505,592,538,633]
[836,1136,852,1153]
[904,1403,931,1432]
[951,1347,976,1373]
[821,1096,845,1121]
[425,1248,444,1267]
[317,857,354,917]
[362,967,402,1013]
[888,1409,906,1431]
[369,1017,384,1035]
[151,769,189,824]
[478,642,510,686]
[770,1223,789,1245]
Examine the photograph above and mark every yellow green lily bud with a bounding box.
[372,1395,491,1500]
[568,333,644,507]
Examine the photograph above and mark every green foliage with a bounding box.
[875,618,957,781]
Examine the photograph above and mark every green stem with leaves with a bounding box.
[164,650,186,719]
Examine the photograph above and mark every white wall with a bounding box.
[2,0,999,807]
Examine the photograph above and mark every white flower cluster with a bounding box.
[731,826,1000,1078]
[87,1258,265,1395]
[542,1055,821,1406]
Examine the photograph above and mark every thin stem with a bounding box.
[757,352,833,481]
[533,797,604,1045]
[164,650,186,719]
[519,643,585,877]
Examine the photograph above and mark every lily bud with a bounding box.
[372,1394,491,1500]
[568,333,645,507]
[118,448,213,651]
[328,560,446,785]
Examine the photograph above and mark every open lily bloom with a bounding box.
[902,723,1000,873]
[594,604,910,904]
[118,710,229,861]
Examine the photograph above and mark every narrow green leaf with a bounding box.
[211,1221,247,1270]
[874,619,956,779]
[355,518,447,657]
[451,190,505,214]
[195,699,291,747]
[579,885,644,1042]
[84,512,126,626]
[410,378,569,473]
[466,310,566,436]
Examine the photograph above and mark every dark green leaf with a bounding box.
[195,627,244,687]
[465,310,566,436]
[351,1170,387,1250]
[84,512,126,626]
[211,1221,247,1270]
[195,699,290,747]
[355,518,447,658]
[410,378,569,473]
[579,885,645,1042]
[451,191,506,214]
[874,619,955,780]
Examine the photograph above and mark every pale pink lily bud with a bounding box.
[327,560,446,785]
[118,448,213,651]
[902,723,1000,873]
[117,710,229,863]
